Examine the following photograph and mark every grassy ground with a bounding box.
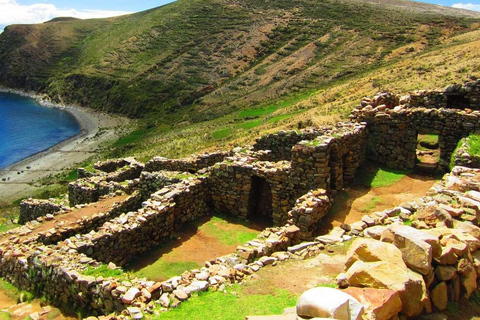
[359,196,384,213]
[357,167,409,188]
[196,216,258,246]
[127,214,260,282]
[466,133,480,156]
[155,284,296,320]
[418,134,439,150]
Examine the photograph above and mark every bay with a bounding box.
[0,92,80,169]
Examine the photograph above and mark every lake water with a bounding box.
[0,92,81,169]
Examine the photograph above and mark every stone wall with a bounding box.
[252,129,321,161]
[287,189,331,240]
[208,158,294,226]
[71,178,210,266]
[409,79,480,110]
[19,199,67,224]
[68,178,123,206]
[38,192,144,245]
[290,123,367,196]
[138,171,182,199]
[69,158,144,206]
[352,101,480,170]
[144,151,231,173]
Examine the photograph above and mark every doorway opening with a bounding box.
[247,176,273,225]
[416,133,440,174]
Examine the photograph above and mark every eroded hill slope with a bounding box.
[0,0,479,121]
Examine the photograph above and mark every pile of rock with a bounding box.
[336,221,480,318]
[452,136,480,169]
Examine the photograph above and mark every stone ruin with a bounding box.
[2,79,480,319]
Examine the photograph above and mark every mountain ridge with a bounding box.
[0,0,479,123]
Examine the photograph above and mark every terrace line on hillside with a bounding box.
[1,80,480,317]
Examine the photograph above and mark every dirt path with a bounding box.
[317,173,438,235]
[0,194,128,243]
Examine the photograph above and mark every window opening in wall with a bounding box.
[416,133,440,174]
[247,176,273,225]
[446,94,471,109]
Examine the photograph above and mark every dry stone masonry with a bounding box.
[4,80,480,319]
[351,79,480,170]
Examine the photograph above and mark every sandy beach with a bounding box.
[0,88,130,202]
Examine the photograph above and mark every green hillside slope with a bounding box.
[0,0,478,121]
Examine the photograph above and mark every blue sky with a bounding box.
[0,0,479,32]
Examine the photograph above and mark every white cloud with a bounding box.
[452,3,480,12]
[0,0,131,28]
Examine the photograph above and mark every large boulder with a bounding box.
[296,287,364,320]
[343,287,402,320]
[345,238,407,270]
[390,225,440,275]
[346,260,427,317]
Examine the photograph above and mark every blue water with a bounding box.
[0,92,81,169]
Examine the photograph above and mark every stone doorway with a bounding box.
[415,133,441,174]
[247,176,273,224]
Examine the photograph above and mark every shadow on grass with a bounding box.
[124,212,269,281]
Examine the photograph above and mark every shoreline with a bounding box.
[0,87,130,202]
[0,87,95,171]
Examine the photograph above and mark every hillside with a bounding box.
[0,0,479,123]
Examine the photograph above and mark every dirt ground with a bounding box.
[317,173,438,234]
[243,252,347,296]
[127,215,267,282]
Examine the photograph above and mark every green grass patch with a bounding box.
[267,114,293,123]
[357,166,409,188]
[197,215,258,246]
[212,128,232,140]
[83,264,126,279]
[236,119,263,129]
[418,134,439,150]
[0,312,11,320]
[113,129,147,147]
[63,169,78,181]
[134,261,201,282]
[238,105,278,119]
[0,223,20,233]
[360,196,383,213]
[467,134,480,157]
[155,284,296,320]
